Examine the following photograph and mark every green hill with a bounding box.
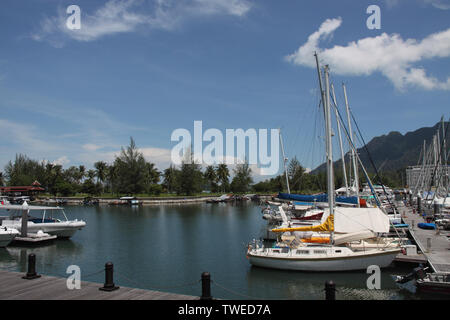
[312,121,449,174]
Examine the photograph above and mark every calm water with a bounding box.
[0,202,428,299]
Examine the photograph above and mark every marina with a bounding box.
[0,1,449,304]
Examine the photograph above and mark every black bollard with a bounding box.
[200,272,212,300]
[22,253,41,280]
[99,262,119,291]
[325,280,336,300]
[434,203,440,215]
[417,197,421,213]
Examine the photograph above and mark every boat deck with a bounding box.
[401,206,450,273]
[0,270,198,300]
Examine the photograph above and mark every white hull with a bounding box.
[1,220,85,239]
[0,228,20,247]
[247,247,401,272]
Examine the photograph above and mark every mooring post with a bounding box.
[426,237,432,253]
[412,220,415,231]
[433,203,440,215]
[325,280,336,300]
[417,197,421,214]
[21,205,29,238]
[200,272,212,300]
[22,253,41,280]
[99,262,119,291]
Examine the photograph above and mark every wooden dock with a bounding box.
[0,270,198,300]
[400,206,450,273]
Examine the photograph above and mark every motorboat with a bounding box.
[0,226,20,247]
[0,201,86,239]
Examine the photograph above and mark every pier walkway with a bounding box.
[0,270,198,300]
[401,206,450,273]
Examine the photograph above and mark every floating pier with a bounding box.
[401,206,450,273]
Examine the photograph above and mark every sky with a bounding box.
[0,0,449,181]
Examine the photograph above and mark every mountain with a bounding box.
[312,121,449,174]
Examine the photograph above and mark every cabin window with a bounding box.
[281,248,289,253]
[272,249,280,253]
[313,250,327,254]
[296,250,309,255]
[335,250,342,253]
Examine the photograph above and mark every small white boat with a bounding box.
[0,202,86,239]
[0,226,20,247]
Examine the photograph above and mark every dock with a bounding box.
[0,269,198,300]
[400,206,450,273]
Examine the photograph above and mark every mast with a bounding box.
[331,83,349,196]
[314,52,326,119]
[279,128,291,194]
[343,83,360,206]
[323,65,335,244]
[442,116,448,195]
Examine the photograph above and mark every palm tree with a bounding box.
[204,165,218,192]
[78,165,86,184]
[163,165,178,194]
[94,161,107,185]
[216,164,230,192]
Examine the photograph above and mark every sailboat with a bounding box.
[247,57,401,272]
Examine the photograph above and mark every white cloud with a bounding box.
[32,0,252,46]
[386,0,450,10]
[285,17,450,91]
[82,143,103,151]
[52,156,71,166]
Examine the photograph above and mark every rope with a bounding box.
[115,270,199,292]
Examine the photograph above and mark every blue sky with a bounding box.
[0,0,449,180]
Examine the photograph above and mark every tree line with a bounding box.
[0,138,405,197]
[1,138,254,197]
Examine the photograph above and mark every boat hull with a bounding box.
[247,248,401,272]
[2,221,86,239]
[0,228,19,247]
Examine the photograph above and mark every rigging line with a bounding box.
[423,118,450,204]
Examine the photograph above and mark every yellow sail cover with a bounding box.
[271,215,334,233]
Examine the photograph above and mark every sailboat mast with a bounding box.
[324,65,335,230]
[343,83,360,206]
[279,128,291,194]
[331,83,349,196]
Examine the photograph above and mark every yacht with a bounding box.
[0,201,86,239]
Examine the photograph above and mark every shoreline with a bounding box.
[32,195,274,206]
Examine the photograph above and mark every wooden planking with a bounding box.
[0,270,198,300]
[401,207,450,273]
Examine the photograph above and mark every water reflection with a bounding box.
[0,203,431,300]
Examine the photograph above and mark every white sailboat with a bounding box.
[247,59,401,271]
